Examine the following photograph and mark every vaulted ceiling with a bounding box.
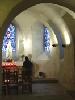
[0,0,75,42]
[14,3,75,45]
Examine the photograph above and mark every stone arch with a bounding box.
[2,0,75,36]
[1,1,73,63]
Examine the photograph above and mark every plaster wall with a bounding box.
[32,22,60,78]
[59,44,75,90]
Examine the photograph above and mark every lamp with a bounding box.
[52,44,58,47]
[62,44,66,47]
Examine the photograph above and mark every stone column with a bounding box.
[32,22,44,77]
[32,22,44,61]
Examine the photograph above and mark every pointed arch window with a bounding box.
[43,27,50,53]
[2,23,16,52]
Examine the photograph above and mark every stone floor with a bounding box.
[32,83,66,95]
[0,82,75,100]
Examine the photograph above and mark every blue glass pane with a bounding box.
[2,23,16,52]
[43,27,50,52]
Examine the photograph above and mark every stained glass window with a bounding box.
[43,27,50,52]
[2,23,16,52]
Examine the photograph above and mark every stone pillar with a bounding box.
[32,22,44,77]
[16,27,20,59]
[32,22,44,61]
